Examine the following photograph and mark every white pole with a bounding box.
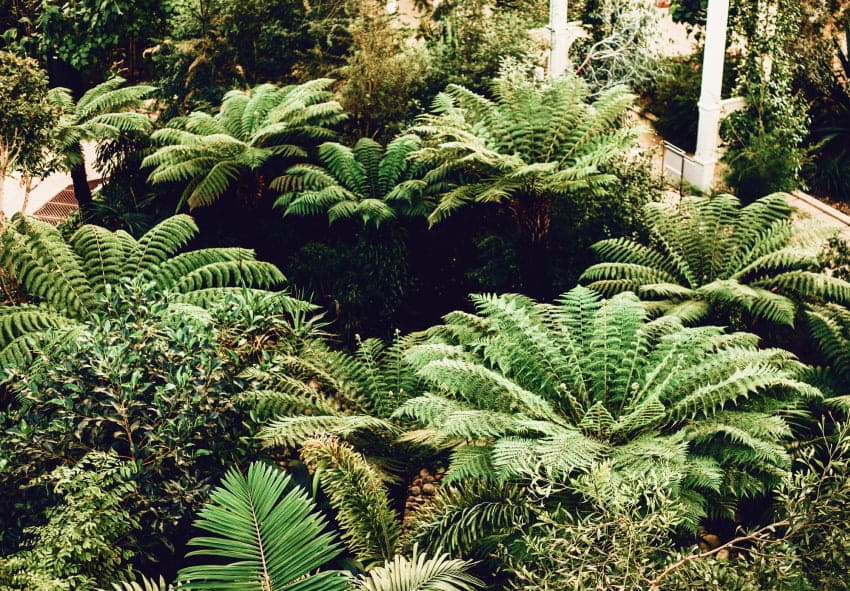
[691,0,730,192]
[548,0,569,78]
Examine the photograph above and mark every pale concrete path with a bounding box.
[1,142,98,219]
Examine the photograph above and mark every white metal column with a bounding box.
[548,0,570,78]
[688,0,730,191]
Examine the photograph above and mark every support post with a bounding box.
[548,0,570,78]
[689,0,730,192]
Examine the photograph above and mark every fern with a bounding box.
[397,287,819,509]
[0,214,287,369]
[145,81,345,211]
[300,435,402,565]
[274,135,429,227]
[581,193,850,331]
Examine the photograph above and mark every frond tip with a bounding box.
[354,548,483,591]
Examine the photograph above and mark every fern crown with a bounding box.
[273,134,430,226]
[412,64,639,225]
[143,80,346,210]
[580,193,850,326]
[396,286,819,519]
[0,215,285,367]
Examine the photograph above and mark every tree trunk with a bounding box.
[511,194,553,300]
[71,162,93,215]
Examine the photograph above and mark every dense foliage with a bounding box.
[4,1,850,589]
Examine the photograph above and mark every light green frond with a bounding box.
[259,415,400,448]
[129,214,199,277]
[301,435,401,564]
[354,549,483,591]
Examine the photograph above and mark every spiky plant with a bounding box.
[413,62,639,295]
[580,193,850,327]
[48,78,156,210]
[177,462,350,591]
[251,331,424,457]
[0,214,287,367]
[396,286,820,520]
[143,80,346,210]
[301,435,402,565]
[274,135,430,227]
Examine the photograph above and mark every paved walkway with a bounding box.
[1,143,98,220]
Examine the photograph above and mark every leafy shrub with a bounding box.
[0,281,288,561]
[0,453,138,591]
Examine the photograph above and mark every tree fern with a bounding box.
[398,286,819,513]
[412,62,639,295]
[274,135,430,227]
[252,331,424,456]
[0,214,287,368]
[581,193,850,329]
[144,81,345,211]
[177,462,348,591]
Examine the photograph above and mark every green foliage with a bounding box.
[148,0,313,116]
[398,286,819,520]
[505,464,686,591]
[353,548,483,591]
[414,61,638,295]
[581,193,850,327]
[177,462,349,591]
[661,421,850,591]
[144,81,345,210]
[0,214,285,366]
[38,0,165,75]
[720,1,809,200]
[421,0,543,98]
[48,78,155,172]
[301,435,402,565]
[0,281,299,555]
[253,330,423,454]
[337,1,430,141]
[0,51,56,189]
[0,453,138,591]
[274,135,429,226]
[403,481,538,561]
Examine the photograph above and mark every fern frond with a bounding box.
[301,435,401,564]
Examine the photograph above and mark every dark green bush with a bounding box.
[0,281,291,563]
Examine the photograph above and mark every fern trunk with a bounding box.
[511,193,552,299]
[71,162,93,214]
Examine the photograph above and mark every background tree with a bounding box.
[414,63,639,297]
[0,51,56,224]
[336,0,430,141]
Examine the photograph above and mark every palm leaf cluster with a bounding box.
[0,214,285,367]
[143,80,346,210]
[177,462,349,591]
[580,192,850,326]
[250,332,424,455]
[397,286,820,519]
[413,66,639,226]
[274,135,430,226]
